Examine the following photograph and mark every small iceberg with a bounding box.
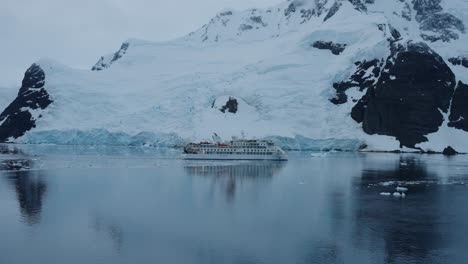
[392,192,406,198]
[380,192,391,196]
[310,152,327,158]
[396,187,408,192]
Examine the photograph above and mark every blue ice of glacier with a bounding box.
[17,129,364,150]
[266,135,364,151]
[18,130,363,151]
[18,129,185,147]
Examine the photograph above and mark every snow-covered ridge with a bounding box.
[91,0,466,72]
[1,0,468,152]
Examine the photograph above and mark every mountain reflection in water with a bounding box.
[0,153,47,226]
[0,147,467,264]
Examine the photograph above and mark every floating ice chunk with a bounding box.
[400,162,408,166]
[380,181,395,186]
[310,152,327,158]
[396,187,408,192]
[393,192,402,197]
[402,193,406,198]
[380,192,391,196]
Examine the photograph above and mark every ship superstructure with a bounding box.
[182,139,288,160]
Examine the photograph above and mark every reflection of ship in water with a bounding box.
[184,161,286,200]
[185,161,285,178]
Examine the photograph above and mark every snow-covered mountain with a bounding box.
[2,0,468,152]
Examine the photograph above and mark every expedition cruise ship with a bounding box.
[182,139,288,161]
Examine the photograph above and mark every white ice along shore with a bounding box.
[2,0,468,152]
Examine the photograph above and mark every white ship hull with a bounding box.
[181,153,288,161]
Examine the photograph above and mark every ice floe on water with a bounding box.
[310,152,329,158]
[372,180,466,187]
[396,186,409,192]
[380,189,407,198]
[375,180,466,197]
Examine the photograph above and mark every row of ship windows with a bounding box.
[205,152,273,155]
[203,149,269,152]
[233,144,267,147]
[200,146,267,149]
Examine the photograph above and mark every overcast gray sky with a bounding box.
[1,0,282,87]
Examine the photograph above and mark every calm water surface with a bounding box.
[0,144,468,264]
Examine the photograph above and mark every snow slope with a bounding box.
[2,0,468,152]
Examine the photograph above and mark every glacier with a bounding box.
[2,0,468,152]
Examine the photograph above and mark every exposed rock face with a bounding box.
[219,97,238,113]
[239,24,253,31]
[312,41,347,55]
[284,2,296,17]
[413,0,465,42]
[323,0,369,22]
[331,59,383,105]
[250,16,267,27]
[348,0,368,12]
[448,82,468,131]
[324,1,342,21]
[0,64,53,142]
[442,146,458,156]
[402,2,412,21]
[448,57,468,68]
[350,42,456,148]
[91,42,130,71]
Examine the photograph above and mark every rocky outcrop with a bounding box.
[323,0,369,22]
[312,41,347,55]
[219,97,238,114]
[448,81,468,131]
[448,57,468,68]
[331,59,383,104]
[413,0,465,42]
[324,1,342,21]
[350,42,456,148]
[442,146,458,156]
[401,2,412,21]
[0,64,53,142]
[92,42,130,71]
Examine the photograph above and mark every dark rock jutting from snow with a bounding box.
[323,1,342,21]
[448,81,468,131]
[0,64,53,142]
[349,42,456,148]
[219,97,238,114]
[91,42,130,71]
[331,59,383,105]
[312,41,347,55]
[448,57,468,68]
[413,0,465,42]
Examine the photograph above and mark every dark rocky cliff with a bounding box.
[0,64,53,142]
